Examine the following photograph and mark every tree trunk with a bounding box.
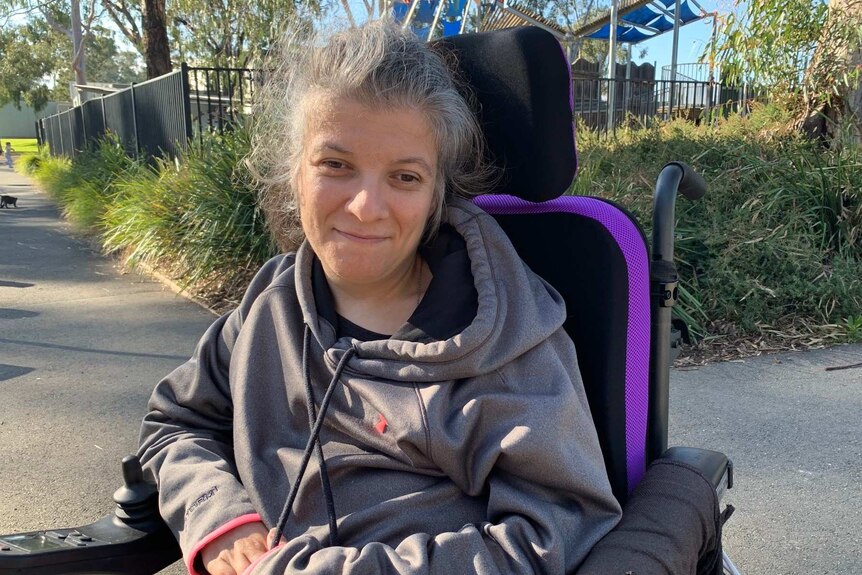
[143,0,172,79]
[798,0,862,146]
[71,0,87,101]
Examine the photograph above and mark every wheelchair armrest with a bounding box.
[662,446,733,501]
[0,456,181,575]
[0,514,180,575]
[576,454,727,575]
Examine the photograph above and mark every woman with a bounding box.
[138,20,621,575]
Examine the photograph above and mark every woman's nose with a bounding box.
[346,178,389,221]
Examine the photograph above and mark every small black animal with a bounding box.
[0,195,17,208]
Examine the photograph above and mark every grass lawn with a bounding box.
[3,138,39,153]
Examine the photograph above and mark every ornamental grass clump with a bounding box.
[571,103,862,352]
[102,128,276,309]
[28,136,142,233]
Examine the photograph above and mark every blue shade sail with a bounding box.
[585,0,707,44]
[392,0,469,38]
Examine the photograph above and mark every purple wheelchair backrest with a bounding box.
[473,194,650,493]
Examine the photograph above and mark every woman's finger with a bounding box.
[206,557,237,575]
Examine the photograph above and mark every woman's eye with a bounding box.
[395,173,420,184]
[321,160,346,170]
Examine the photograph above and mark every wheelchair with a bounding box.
[0,26,740,575]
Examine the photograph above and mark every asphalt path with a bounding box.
[0,167,212,574]
[1,165,860,574]
[670,346,862,573]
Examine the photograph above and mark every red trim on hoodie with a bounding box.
[240,543,286,575]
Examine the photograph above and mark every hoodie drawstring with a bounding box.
[272,325,355,548]
[301,327,340,547]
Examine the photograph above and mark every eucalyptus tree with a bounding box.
[170,0,323,68]
[0,14,142,109]
[718,0,861,144]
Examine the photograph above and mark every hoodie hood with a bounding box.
[295,196,568,382]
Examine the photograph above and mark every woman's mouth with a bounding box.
[336,229,387,243]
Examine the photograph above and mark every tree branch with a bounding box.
[40,7,72,38]
[101,0,143,50]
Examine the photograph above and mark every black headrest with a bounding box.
[435,26,577,202]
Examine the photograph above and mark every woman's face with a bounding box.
[297,98,438,291]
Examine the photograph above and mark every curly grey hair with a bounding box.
[248,19,494,252]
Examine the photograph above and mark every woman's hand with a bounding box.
[201,521,269,575]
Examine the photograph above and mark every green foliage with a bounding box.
[0,24,57,110]
[846,315,862,341]
[571,103,862,343]
[0,14,143,109]
[16,144,51,175]
[28,149,74,199]
[716,0,862,106]
[27,106,862,344]
[28,136,139,230]
[28,128,276,304]
[102,128,276,296]
[171,0,321,68]
[717,0,827,88]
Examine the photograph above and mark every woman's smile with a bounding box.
[335,229,389,243]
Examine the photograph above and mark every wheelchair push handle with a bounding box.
[647,162,706,463]
[651,162,705,263]
[667,161,707,201]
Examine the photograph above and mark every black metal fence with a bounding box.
[38,64,755,159]
[37,63,254,161]
[572,77,755,133]
[188,67,258,143]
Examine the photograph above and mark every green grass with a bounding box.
[3,138,39,153]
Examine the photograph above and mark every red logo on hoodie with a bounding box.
[374,413,388,434]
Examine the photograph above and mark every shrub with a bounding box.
[102,128,276,307]
[571,103,862,343]
[16,145,51,175]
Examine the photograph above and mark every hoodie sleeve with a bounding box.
[137,254,295,568]
[245,330,622,575]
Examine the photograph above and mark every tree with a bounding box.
[0,16,143,110]
[143,0,171,77]
[800,0,862,144]
[717,0,861,145]
[170,0,322,68]
[0,24,56,110]
[3,0,170,81]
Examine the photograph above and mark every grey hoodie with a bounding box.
[138,197,621,574]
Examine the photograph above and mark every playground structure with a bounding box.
[389,0,728,131]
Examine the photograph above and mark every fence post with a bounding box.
[81,105,87,151]
[67,110,74,157]
[130,82,140,160]
[180,63,194,149]
[101,95,107,139]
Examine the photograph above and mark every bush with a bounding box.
[16,145,51,175]
[571,103,862,344]
[28,137,141,233]
[102,128,276,307]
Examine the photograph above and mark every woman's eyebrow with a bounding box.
[313,141,353,155]
[394,157,433,174]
